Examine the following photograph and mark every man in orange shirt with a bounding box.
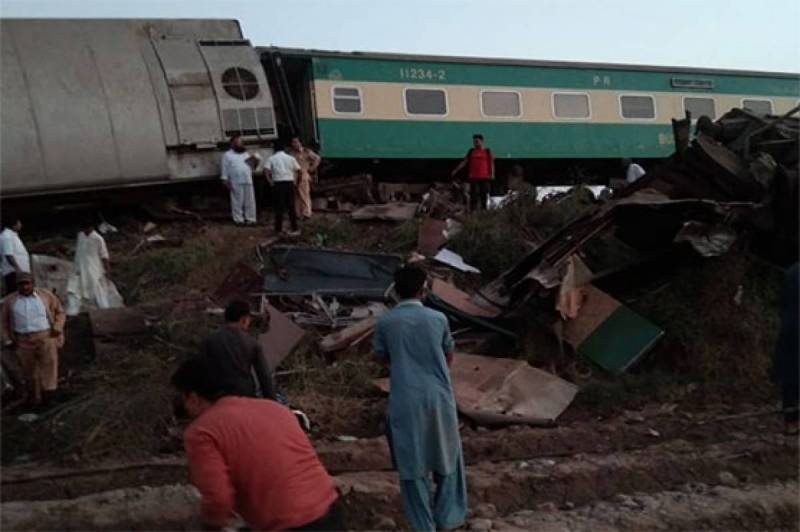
[451,133,495,211]
[172,356,341,530]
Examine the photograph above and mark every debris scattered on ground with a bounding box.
[433,248,481,274]
[3,105,797,531]
[312,174,376,205]
[257,302,306,372]
[430,279,500,318]
[319,317,377,353]
[557,284,664,375]
[351,203,419,222]
[263,246,402,299]
[376,352,578,426]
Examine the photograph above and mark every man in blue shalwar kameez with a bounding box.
[373,265,467,531]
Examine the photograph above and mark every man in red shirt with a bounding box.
[451,134,495,211]
[172,356,341,531]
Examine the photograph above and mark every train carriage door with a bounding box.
[151,38,223,146]
[198,41,277,141]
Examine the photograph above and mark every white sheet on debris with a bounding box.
[433,249,481,274]
[537,186,609,201]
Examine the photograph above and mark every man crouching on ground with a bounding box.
[373,265,467,531]
[172,355,343,530]
[2,272,65,406]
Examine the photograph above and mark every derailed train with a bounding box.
[2,18,798,198]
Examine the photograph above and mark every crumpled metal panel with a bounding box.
[373,352,577,426]
[257,302,305,372]
[674,221,738,257]
[264,246,402,299]
[450,353,578,425]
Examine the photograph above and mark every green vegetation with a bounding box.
[450,185,596,278]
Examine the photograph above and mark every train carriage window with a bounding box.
[404,88,448,115]
[481,91,522,118]
[741,99,773,115]
[620,95,656,119]
[552,92,591,119]
[221,67,260,101]
[683,97,716,120]
[332,86,363,114]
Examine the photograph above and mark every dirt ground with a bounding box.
[1,202,798,530]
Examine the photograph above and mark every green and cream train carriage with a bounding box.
[262,47,800,180]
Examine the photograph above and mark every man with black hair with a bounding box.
[451,133,494,211]
[0,213,30,296]
[265,139,301,236]
[197,299,275,400]
[373,265,467,531]
[220,135,261,226]
[172,355,341,531]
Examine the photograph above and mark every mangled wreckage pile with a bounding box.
[238,106,798,428]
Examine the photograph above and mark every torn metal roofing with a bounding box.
[263,246,402,299]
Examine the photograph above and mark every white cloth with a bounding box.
[626,163,646,184]
[0,228,30,276]
[220,150,261,186]
[66,230,123,315]
[229,183,257,224]
[12,293,50,333]
[265,151,300,183]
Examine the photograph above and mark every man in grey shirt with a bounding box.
[198,299,275,400]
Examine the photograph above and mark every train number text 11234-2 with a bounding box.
[399,67,447,81]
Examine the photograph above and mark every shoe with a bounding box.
[287,230,301,237]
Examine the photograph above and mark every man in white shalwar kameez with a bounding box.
[221,135,262,225]
[66,221,123,315]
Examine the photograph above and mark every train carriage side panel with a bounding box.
[305,54,799,161]
[4,20,126,192]
[0,27,47,192]
[1,19,276,198]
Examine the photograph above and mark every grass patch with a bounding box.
[304,216,364,249]
[115,239,214,303]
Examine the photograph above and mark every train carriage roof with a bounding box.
[261,46,799,80]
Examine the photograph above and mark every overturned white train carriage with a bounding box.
[1,19,277,198]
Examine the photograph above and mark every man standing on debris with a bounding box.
[1,213,30,296]
[265,140,302,236]
[451,133,494,211]
[221,135,262,226]
[199,299,275,400]
[288,136,321,220]
[622,158,646,184]
[66,220,123,315]
[373,265,467,531]
[172,355,342,530]
[1,272,65,405]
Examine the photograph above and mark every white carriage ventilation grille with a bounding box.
[223,107,275,137]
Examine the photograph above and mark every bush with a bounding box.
[449,186,597,278]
